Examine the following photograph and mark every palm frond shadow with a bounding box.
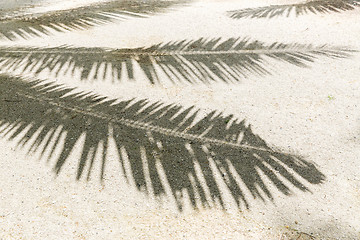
[0,75,325,211]
[0,38,353,84]
[228,0,360,19]
[0,0,187,41]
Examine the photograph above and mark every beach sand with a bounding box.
[0,0,359,239]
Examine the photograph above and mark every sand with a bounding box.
[0,0,359,239]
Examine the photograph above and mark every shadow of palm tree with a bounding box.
[0,38,353,84]
[228,0,359,19]
[0,74,325,211]
[0,0,188,41]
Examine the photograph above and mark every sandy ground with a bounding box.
[0,0,360,239]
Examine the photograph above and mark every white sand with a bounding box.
[0,0,359,239]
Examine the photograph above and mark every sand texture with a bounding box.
[0,0,359,239]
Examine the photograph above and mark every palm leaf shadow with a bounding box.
[228,0,360,19]
[0,0,188,41]
[0,38,353,84]
[0,74,325,210]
